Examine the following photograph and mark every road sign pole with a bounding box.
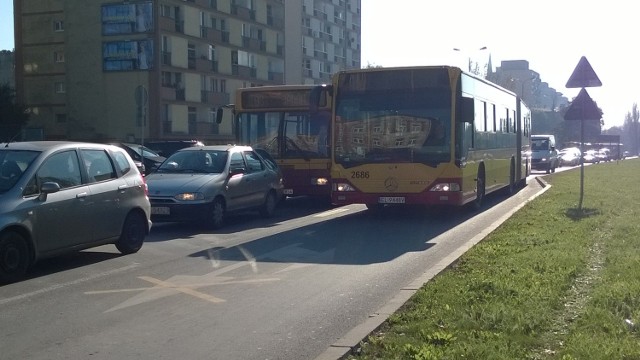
[564,56,602,213]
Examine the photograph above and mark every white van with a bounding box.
[531,135,559,173]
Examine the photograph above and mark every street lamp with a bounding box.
[453,46,487,73]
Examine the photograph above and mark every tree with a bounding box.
[559,96,603,145]
[0,84,30,142]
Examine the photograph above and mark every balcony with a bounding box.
[231,5,255,21]
[196,57,215,72]
[241,36,264,52]
[232,64,252,77]
[160,86,176,100]
[201,90,230,104]
[159,16,175,32]
[201,27,224,43]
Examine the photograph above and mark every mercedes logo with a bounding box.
[384,177,399,192]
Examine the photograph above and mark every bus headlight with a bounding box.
[175,192,205,201]
[335,183,356,192]
[312,177,329,186]
[429,183,461,192]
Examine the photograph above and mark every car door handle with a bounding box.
[118,185,128,190]
[76,192,88,198]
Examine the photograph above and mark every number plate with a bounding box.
[379,196,405,204]
[151,206,170,215]
[283,189,294,195]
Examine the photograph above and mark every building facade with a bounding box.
[13,0,361,143]
[488,60,568,111]
[0,50,15,88]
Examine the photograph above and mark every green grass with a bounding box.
[349,159,640,360]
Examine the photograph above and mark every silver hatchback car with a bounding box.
[0,141,152,284]
[145,145,284,229]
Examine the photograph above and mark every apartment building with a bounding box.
[13,0,361,142]
[0,50,15,88]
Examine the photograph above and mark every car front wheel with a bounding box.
[210,198,225,229]
[115,212,147,254]
[0,231,30,284]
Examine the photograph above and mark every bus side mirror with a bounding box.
[216,108,224,124]
[310,84,332,115]
[460,97,474,123]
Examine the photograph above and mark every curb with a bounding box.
[313,177,552,360]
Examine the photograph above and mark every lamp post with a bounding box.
[453,46,487,73]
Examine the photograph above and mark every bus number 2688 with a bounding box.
[351,171,370,179]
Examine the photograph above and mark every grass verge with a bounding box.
[348,159,640,360]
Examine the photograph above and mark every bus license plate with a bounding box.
[283,189,294,195]
[379,197,405,204]
[151,206,170,215]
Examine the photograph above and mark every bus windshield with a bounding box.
[237,110,331,160]
[335,82,452,168]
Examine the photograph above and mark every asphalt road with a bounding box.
[0,176,547,360]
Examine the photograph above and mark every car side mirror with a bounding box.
[38,181,61,201]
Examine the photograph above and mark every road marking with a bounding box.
[138,276,225,303]
[314,208,350,217]
[0,264,139,306]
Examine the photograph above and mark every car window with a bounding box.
[229,152,245,172]
[36,150,83,189]
[112,149,132,174]
[81,149,117,183]
[243,151,264,173]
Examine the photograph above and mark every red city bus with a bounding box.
[217,85,332,199]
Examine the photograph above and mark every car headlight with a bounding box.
[334,182,356,192]
[429,183,461,192]
[174,192,205,201]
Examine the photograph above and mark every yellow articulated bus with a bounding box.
[217,85,333,199]
[311,66,531,209]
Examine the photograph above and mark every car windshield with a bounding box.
[156,150,227,174]
[129,145,161,158]
[0,150,40,193]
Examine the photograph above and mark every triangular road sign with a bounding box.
[564,88,601,121]
[566,56,602,88]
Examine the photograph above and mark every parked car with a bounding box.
[597,148,611,162]
[145,145,284,229]
[583,149,600,163]
[558,147,581,167]
[109,142,166,175]
[144,140,205,158]
[0,141,152,284]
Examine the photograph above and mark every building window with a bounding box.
[53,21,64,32]
[54,82,66,94]
[54,51,65,63]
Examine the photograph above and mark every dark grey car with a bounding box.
[145,145,284,229]
[0,141,152,284]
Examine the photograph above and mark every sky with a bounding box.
[0,1,636,129]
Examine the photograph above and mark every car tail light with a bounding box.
[140,173,148,196]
